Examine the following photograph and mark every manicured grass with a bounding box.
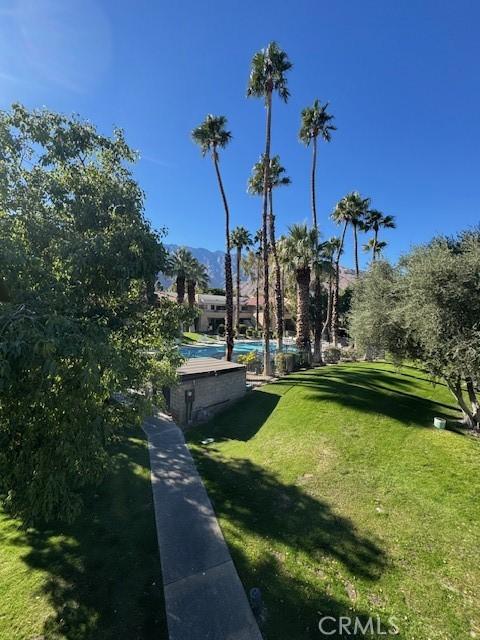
[188,362,480,640]
[182,331,217,344]
[0,427,166,640]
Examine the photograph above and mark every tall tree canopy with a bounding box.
[0,104,191,522]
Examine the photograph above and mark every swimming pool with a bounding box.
[180,340,296,360]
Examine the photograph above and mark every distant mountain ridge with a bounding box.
[160,244,356,291]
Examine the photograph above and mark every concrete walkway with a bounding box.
[143,414,263,640]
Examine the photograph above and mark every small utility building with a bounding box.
[168,357,246,426]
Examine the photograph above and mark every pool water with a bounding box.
[180,340,296,360]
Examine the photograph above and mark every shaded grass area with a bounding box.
[188,362,480,639]
[0,427,166,640]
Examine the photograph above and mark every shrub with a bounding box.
[323,346,341,364]
[217,323,225,336]
[238,323,248,336]
[245,326,255,338]
[341,345,359,362]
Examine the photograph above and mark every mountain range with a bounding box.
[161,244,357,292]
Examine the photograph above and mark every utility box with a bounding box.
[169,357,246,426]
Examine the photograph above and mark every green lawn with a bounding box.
[182,331,217,344]
[188,362,480,640]
[0,427,166,640]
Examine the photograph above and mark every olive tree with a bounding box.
[350,231,480,429]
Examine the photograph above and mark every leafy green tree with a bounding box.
[350,231,480,429]
[299,99,336,361]
[191,114,235,360]
[0,104,191,522]
[281,224,317,360]
[247,42,292,374]
[248,155,290,348]
[230,226,252,332]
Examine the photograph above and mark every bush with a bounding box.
[217,323,225,336]
[323,346,341,364]
[245,326,255,338]
[238,323,248,336]
[341,345,359,362]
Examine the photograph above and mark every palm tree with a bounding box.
[320,237,341,342]
[363,209,396,261]
[192,114,235,360]
[281,224,316,361]
[299,99,336,362]
[170,247,195,304]
[248,154,290,349]
[230,226,252,332]
[186,259,209,308]
[247,41,292,375]
[363,237,387,261]
[330,195,352,344]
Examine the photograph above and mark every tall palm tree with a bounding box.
[192,114,235,360]
[299,99,336,362]
[330,195,352,344]
[230,226,252,332]
[281,224,316,361]
[363,209,396,261]
[247,41,292,375]
[363,237,387,261]
[248,154,290,349]
[320,237,341,342]
[186,259,209,308]
[170,247,195,304]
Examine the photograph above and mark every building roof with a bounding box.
[177,357,245,380]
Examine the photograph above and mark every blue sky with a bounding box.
[1,0,479,269]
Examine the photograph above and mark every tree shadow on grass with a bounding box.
[188,386,282,443]
[11,428,167,640]
[275,368,460,429]
[192,450,398,639]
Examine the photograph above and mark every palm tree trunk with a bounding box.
[261,91,273,375]
[236,246,241,332]
[373,227,379,262]
[176,275,185,304]
[187,280,196,308]
[256,257,260,329]
[354,223,359,277]
[212,151,234,361]
[310,136,323,364]
[268,190,283,350]
[331,221,348,344]
[322,263,333,341]
[296,267,311,362]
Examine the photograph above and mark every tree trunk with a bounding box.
[296,267,311,363]
[322,263,333,341]
[373,227,379,262]
[310,136,323,364]
[187,280,196,308]
[466,378,480,428]
[212,151,234,361]
[447,378,476,429]
[331,221,348,344]
[269,189,283,351]
[261,91,273,375]
[354,223,359,277]
[236,246,241,332]
[256,256,260,329]
[176,275,185,304]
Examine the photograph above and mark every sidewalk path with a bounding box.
[143,414,263,640]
